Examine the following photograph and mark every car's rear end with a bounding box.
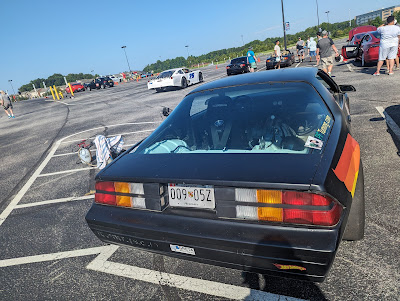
[148,70,176,89]
[226,57,248,75]
[86,78,348,282]
[364,31,381,63]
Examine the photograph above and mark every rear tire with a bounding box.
[199,73,203,82]
[101,84,105,89]
[343,161,365,241]
[156,88,162,93]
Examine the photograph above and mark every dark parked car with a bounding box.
[86,68,364,282]
[266,50,295,69]
[86,77,114,90]
[226,56,250,75]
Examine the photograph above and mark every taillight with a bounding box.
[267,60,271,62]
[226,66,230,69]
[171,77,173,79]
[94,181,166,211]
[235,189,342,226]
[240,64,245,67]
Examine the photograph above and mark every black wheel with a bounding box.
[181,77,188,89]
[101,84,105,89]
[89,86,92,91]
[343,160,365,241]
[199,72,203,82]
[156,88,162,93]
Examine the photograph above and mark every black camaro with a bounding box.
[226,56,250,76]
[86,68,364,282]
[266,50,295,69]
[86,77,114,90]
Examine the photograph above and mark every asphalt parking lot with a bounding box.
[0,41,399,300]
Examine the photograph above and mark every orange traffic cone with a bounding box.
[115,82,118,85]
[216,65,218,69]
[136,77,139,82]
[257,57,261,62]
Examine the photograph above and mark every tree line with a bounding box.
[143,19,358,73]
[19,73,97,92]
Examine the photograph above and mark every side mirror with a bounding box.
[339,85,356,92]
[162,107,172,117]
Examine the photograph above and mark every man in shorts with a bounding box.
[373,15,400,76]
[296,37,305,62]
[308,37,317,62]
[274,40,281,69]
[316,30,339,76]
[247,46,257,72]
[0,90,15,119]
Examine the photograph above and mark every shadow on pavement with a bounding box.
[384,105,400,156]
[242,235,328,301]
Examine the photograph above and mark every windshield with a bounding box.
[134,82,333,155]
[158,71,174,78]
[231,58,247,64]
[371,31,381,39]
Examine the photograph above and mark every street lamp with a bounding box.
[316,0,320,30]
[8,80,15,95]
[281,0,288,50]
[185,45,190,67]
[325,11,330,24]
[121,46,132,73]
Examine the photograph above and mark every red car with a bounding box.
[342,31,400,66]
[348,25,376,42]
[349,33,366,45]
[66,83,85,93]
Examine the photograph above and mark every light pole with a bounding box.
[325,11,330,24]
[121,46,132,73]
[316,0,320,30]
[8,80,15,95]
[185,45,190,66]
[281,0,287,50]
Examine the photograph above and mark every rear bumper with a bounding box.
[86,204,342,282]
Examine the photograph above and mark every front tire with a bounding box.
[361,53,366,67]
[343,161,365,241]
[101,84,105,89]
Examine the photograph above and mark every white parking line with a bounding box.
[15,195,94,209]
[295,62,301,68]
[37,167,96,177]
[87,246,306,301]
[0,246,111,268]
[0,122,146,227]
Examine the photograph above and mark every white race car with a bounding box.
[147,68,203,92]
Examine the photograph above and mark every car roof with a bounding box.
[162,68,182,72]
[189,67,318,94]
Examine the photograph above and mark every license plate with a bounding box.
[168,184,215,209]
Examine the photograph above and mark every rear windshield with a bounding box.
[371,31,381,39]
[134,82,333,155]
[158,71,174,78]
[231,58,247,64]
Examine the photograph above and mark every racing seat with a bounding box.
[205,95,233,150]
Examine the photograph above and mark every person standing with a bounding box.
[316,30,339,76]
[316,32,322,66]
[296,37,305,62]
[309,37,317,62]
[306,37,311,56]
[0,90,15,119]
[247,46,257,72]
[373,15,400,76]
[274,40,281,69]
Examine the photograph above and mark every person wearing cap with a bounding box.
[247,47,257,72]
[316,30,339,76]
[0,90,15,119]
[374,15,400,75]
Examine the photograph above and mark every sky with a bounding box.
[1,0,399,91]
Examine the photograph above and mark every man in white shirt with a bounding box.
[373,15,400,76]
[274,40,281,69]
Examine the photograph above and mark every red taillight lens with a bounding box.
[171,77,173,79]
[240,64,245,67]
[95,181,116,205]
[235,189,342,226]
[282,191,341,225]
[226,66,230,69]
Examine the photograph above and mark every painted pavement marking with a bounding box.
[376,106,400,141]
[15,195,94,209]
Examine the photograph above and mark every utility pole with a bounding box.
[121,46,132,73]
[281,0,287,50]
[316,0,320,30]
[8,80,16,95]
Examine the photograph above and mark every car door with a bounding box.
[183,68,198,85]
[317,71,351,127]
